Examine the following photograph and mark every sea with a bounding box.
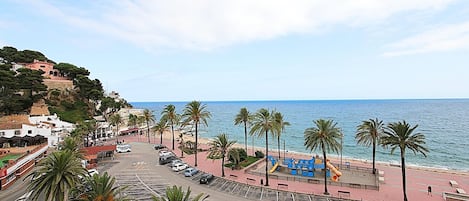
[131,99,469,172]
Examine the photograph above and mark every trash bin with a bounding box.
[261,179,263,185]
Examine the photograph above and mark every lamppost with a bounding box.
[283,139,286,159]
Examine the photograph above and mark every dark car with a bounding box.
[199,173,214,184]
[154,144,166,150]
[159,156,177,165]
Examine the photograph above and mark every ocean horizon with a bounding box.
[131,99,469,172]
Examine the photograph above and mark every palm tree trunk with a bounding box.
[372,141,376,174]
[115,125,119,144]
[265,130,269,186]
[160,131,163,144]
[222,153,225,177]
[171,124,175,150]
[277,136,281,159]
[322,143,329,195]
[244,121,247,154]
[195,123,198,167]
[401,152,408,201]
[147,121,150,143]
[181,136,185,158]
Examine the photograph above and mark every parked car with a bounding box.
[159,150,174,157]
[184,167,199,177]
[159,155,177,165]
[172,162,188,172]
[154,144,166,150]
[87,169,99,177]
[199,173,214,184]
[169,159,183,167]
[117,144,131,153]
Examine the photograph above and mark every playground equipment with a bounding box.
[326,160,342,181]
[269,162,279,173]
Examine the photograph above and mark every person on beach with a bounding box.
[428,185,432,196]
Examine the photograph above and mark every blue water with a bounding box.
[131,99,469,171]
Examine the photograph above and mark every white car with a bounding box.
[172,163,188,172]
[159,150,174,157]
[117,144,131,153]
[88,169,99,177]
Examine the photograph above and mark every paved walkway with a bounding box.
[114,134,469,201]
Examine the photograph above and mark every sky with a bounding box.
[1,0,469,102]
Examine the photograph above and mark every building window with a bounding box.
[40,65,45,68]
[14,130,21,135]
[28,130,32,134]
[50,71,54,75]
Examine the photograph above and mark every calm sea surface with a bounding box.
[131,99,469,171]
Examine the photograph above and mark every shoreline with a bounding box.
[158,130,469,176]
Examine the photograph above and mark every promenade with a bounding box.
[116,133,469,201]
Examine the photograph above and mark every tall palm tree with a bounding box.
[304,119,342,195]
[234,107,252,154]
[182,101,211,167]
[208,133,237,177]
[79,172,129,201]
[273,112,290,159]
[109,113,123,143]
[355,118,385,174]
[151,185,208,201]
[128,113,138,129]
[59,137,84,159]
[381,121,428,201]
[143,109,156,143]
[249,108,275,186]
[153,118,169,144]
[162,104,179,150]
[27,150,87,201]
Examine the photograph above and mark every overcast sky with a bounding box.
[1,0,469,102]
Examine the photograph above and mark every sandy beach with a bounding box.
[130,129,469,201]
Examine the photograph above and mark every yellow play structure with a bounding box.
[326,160,342,181]
[269,162,279,173]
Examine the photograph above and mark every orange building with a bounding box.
[24,59,68,80]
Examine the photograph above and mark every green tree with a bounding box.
[78,172,128,201]
[27,151,87,201]
[182,101,211,167]
[208,133,236,177]
[53,63,90,80]
[161,104,179,150]
[304,119,342,195]
[273,112,290,159]
[249,108,275,186]
[355,118,385,174]
[381,121,428,201]
[128,114,138,129]
[109,113,123,143]
[153,118,169,145]
[234,107,252,154]
[143,109,156,143]
[151,185,208,201]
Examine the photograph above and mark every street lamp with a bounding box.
[340,131,343,169]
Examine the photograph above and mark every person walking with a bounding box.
[427,185,432,196]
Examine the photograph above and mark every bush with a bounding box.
[255,150,264,158]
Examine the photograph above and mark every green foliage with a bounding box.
[53,63,89,80]
[225,156,260,168]
[228,147,247,166]
[152,185,208,201]
[49,100,91,123]
[0,46,53,63]
[255,150,264,158]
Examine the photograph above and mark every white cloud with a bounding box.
[383,21,469,56]
[25,0,455,50]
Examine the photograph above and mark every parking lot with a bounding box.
[103,142,353,201]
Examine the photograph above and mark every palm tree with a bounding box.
[355,118,385,174]
[109,113,123,143]
[161,104,179,150]
[234,108,252,154]
[59,137,84,159]
[273,112,290,159]
[143,109,156,143]
[182,101,211,167]
[304,119,342,195]
[79,172,129,201]
[249,108,275,186]
[153,118,169,144]
[128,113,138,129]
[208,133,237,177]
[381,121,428,201]
[27,150,87,201]
[151,185,208,201]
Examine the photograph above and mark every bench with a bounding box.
[379,176,385,183]
[277,183,288,190]
[338,190,351,198]
[450,180,459,187]
[229,174,238,179]
[456,188,466,194]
